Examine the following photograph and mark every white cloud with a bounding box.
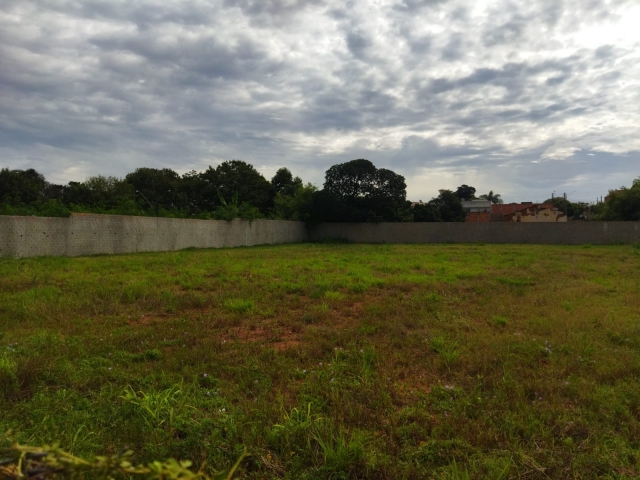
[0,0,639,201]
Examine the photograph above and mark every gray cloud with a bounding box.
[393,0,449,13]
[441,33,464,61]
[0,0,639,202]
[483,16,528,47]
[346,32,372,59]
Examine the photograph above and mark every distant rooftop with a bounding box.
[462,200,492,212]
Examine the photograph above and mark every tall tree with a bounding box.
[413,203,441,222]
[324,159,378,200]
[455,184,476,201]
[180,170,211,215]
[321,159,409,222]
[271,168,302,197]
[273,183,317,221]
[210,160,274,214]
[428,190,466,222]
[125,168,184,211]
[0,168,47,204]
[479,190,503,204]
[65,176,135,210]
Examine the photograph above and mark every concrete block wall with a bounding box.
[2,214,639,258]
[0,214,307,258]
[0,216,69,258]
[308,221,640,245]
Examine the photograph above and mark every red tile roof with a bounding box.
[492,203,554,215]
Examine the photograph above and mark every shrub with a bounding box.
[224,299,255,314]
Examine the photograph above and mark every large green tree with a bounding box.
[65,176,135,211]
[455,184,476,201]
[125,168,184,212]
[271,168,302,197]
[324,159,378,200]
[0,168,47,204]
[601,178,640,221]
[273,183,317,221]
[205,160,274,215]
[413,203,441,222]
[0,168,70,217]
[320,159,409,222]
[428,190,466,222]
[180,170,212,215]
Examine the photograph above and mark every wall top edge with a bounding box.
[312,221,640,226]
[1,215,638,227]
[0,214,305,224]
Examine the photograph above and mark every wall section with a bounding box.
[308,221,640,245]
[0,214,307,258]
[2,215,640,258]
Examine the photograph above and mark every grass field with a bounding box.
[1,243,640,479]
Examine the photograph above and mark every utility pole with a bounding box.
[564,191,575,221]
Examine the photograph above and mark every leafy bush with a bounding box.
[213,194,262,221]
[601,177,640,221]
[0,440,247,480]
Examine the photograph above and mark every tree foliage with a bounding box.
[125,168,184,211]
[428,190,466,222]
[4,163,634,223]
[455,184,476,201]
[273,183,317,221]
[600,178,640,221]
[324,159,378,200]
[412,203,441,222]
[65,176,136,211]
[542,197,589,220]
[271,168,302,197]
[479,190,503,204]
[0,168,47,204]
[213,193,262,221]
[317,159,410,222]
[205,161,274,214]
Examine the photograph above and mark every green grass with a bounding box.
[1,243,640,479]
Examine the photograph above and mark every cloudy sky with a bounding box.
[1,0,639,203]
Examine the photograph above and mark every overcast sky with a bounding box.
[1,0,639,203]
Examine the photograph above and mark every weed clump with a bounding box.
[133,349,163,362]
[224,299,255,314]
[492,316,508,327]
[429,335,459,365]
[324,291,344,301]
[0,352,18,397]
[302,313,318,324]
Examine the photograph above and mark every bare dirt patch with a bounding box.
[222,324,303,351]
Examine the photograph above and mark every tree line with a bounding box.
[1,160,638,222]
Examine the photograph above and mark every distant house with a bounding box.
[501,203,567,222]
[463,201,567,222]
[462,200,492,222]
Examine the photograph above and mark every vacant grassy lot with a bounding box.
[1,244,639,479]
